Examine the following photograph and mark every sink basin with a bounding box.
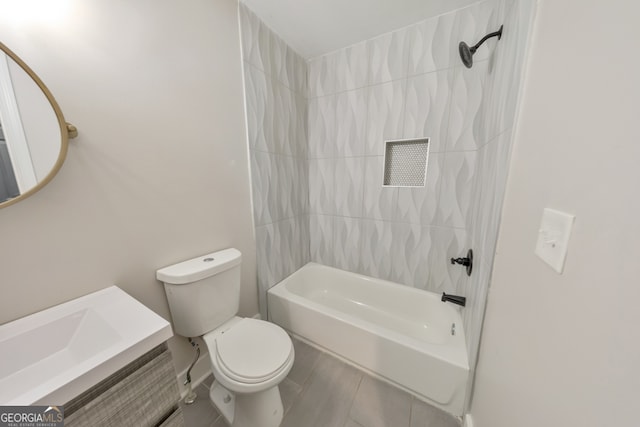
[0,286,173,405]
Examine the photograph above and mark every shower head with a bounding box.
[459,25,503,68]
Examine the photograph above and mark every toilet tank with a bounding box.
[157,248,242,337]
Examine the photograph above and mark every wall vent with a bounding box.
[383,138,429,187]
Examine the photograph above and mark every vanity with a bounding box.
[0,286,184,426]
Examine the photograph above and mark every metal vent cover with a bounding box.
[383,138,429,187]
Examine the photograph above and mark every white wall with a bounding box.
[470,0,640,425]
[0,0,257,379]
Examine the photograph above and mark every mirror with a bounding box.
[0,41,76,209]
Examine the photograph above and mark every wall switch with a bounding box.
[535,208,575,273]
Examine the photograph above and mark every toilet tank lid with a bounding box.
[156,248,242,285]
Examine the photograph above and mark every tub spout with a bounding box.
[441,292,466,307]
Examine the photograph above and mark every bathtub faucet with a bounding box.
[441,292,466,307]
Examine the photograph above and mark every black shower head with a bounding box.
[459,25,503,68]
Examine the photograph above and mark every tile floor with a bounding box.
[181,338,461,427]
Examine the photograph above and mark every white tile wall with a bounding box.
[241,0,534,379]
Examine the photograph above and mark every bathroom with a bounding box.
[0,0,638,426]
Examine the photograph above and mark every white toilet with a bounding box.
[157,248,294,427]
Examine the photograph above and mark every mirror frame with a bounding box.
[0,41,71,209]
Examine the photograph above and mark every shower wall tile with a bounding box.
[250,150,275,226]
[273,81,293,155]
[255,221,279,317]
[395,152,444,226]
[436,151,477,228]
[363,156,398,221]
[309,158,336,215]
[462,252,492,369]
[479,0,535,141]
[335,89,368,157]
[333,217,363,273]
[403,69,453,153]
[294,157,310,214]
[407,12,457,75]
[388,222,433,288]
[239,4,264,72]
[310,214,335,267]
[308,95,337,158]
[360,219,394,282]
[274,154,296,220]
[291,93,308,158]
[365,80,406,156]
[369,28,410,85]
[243,64,270,153]
[334,41,371,92]
[447,60,490,151]
[308,54,337,97]
[429,227,469,294]
[334,157,365,218]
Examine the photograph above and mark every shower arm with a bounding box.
[470,26,503,53]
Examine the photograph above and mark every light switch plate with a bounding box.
[535,208,575,273]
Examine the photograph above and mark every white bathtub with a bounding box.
[267,263,469,416]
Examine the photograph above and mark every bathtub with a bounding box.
[267,263,469,416]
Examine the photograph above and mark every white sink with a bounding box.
[0,286,173,405]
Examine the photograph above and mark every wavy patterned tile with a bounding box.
[447,59,490,151]
[273,154,295,221]
[407,12,457,75]
[403,69,452,153]
[428,227,468,294]
[436,151,477,228]
[255,222,279,317]
[333,217,363,273]
[363,156,398,221]
[308,54,337,97]
[250,151,274,226]
[334,41,370,91]
[243,63,269,153]
[461,252,492,369]
[360,219,394,281]
[369,28,410,85]
[388,222,433,288]
[480,0,535,141]
[308,158,336,215]
[238,4,264,71]
[308,95,337,158]
[334,157,364,218]
[335,88,368,157]
[365,80,406,156]
[294,157,310,215]
[272,81,293,155]
[309,214,335,267]
[395,152,443,226]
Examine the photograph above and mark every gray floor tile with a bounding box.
[344,419,366,427]
[287,337,322,387]
[180,384,220,427]
[280,377,303,415]
[281,353,363,427]
[349,375,412,427]
[409,398,461,427]
[201,374,214,389]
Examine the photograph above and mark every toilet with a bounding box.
[157,248,294,427]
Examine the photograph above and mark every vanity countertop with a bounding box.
[0,286,173,405]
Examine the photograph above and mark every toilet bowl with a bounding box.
[202,317,294,427]
[156,248,294,427]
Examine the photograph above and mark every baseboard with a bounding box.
[464,414,474,427]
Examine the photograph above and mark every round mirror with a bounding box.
[0,41,75,209]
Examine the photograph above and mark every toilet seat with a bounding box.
[215,318,293,384]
